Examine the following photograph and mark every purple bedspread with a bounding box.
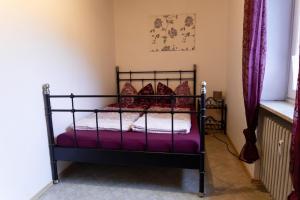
[56,114,200,153]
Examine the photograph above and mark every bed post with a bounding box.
[116,66,120,95]
[199,81,206,197]
[42,84,59,184]
[193,64,197,107]
[116,66,120,104]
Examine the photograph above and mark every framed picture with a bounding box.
[150,14,196,52]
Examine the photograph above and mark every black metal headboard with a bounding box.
[116,64,197,96]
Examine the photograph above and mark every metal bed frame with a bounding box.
[43,65,206,197]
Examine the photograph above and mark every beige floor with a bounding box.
[39,133,271,200]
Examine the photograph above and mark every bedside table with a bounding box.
[205,97,227,134]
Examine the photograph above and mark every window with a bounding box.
[288,0,300,99]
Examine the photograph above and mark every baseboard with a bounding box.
[225,135,254,179]
[30,164,72,200]
[30,182,53,200]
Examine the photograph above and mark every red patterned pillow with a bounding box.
[175,81,192,106]
[156,82,176,104]
[135,83,154,105]
[120,82,137,106]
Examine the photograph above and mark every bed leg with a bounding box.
[53,179,59,184]
[51,160,59,184]
[199,170,205,197]
[198,193,204,198]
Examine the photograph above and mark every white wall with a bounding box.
[226,0,256,176]
[114,0,229,96]
[0,1,115,199]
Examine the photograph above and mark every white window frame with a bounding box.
[288,0,300,100]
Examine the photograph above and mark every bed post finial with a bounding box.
[43,83,50,95]
[201,81,206,95]
[193,64,197,71]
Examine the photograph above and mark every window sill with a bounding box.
[260,100,294,124]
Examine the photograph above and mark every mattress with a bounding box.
[132,106,191,134]
[56,114,200,153]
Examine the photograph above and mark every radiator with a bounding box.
[259,116,293,200]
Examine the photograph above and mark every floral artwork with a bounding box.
[150,14,196,52]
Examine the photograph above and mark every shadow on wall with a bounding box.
[0,1,115,200]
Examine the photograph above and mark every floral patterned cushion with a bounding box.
[174,81,192,106]
[156,82,176,104]
[120,82,137,106]
[135,83,155,105]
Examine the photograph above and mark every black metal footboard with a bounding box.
[42,66,206,197]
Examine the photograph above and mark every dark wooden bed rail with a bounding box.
[43,66,206,197]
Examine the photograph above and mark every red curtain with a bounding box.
[289,64,300,200]
[240,0,267,163]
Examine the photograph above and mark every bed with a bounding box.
[43,65,206,197]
